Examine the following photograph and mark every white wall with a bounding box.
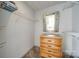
[34,3,72,46]
[72,5,79,32]
[0,2,34,58]
[72,5,79,57]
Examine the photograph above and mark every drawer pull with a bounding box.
[48,55,53,57]
[48,55,51,57]
[48,40,51,42]
[48,51,52,52]
[48,45,55,48]
[48,45,51,47]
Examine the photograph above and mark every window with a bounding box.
[43,11,59,32]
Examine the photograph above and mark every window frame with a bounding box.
[43,11,60,32]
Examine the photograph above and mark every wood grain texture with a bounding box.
[40,34,63,58]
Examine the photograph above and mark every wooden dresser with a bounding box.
[40,34,63,58]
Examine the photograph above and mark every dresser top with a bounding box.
[40,34,62,39]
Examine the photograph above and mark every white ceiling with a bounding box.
[24,1,66,11]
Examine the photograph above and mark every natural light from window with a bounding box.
[46,14,55,32]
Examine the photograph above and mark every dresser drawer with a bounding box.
[41,38,62,45]
[40,49,62,58]
[40,38,48,43]
[40,49,48,58]
[40,47,48,50]
[54,52,63,57]
[48,39,62,46]
[40,44,61,50]
[40,49,48,53]
[40,52,48,57]
[48,54,58,58]
[49,46,61,50]
[40,47,62,54]
[40,43,48,47]
[40,53,61,58]
[48,44,61,48]
[48,52,63,57]
[40,49,58,58]
[48,48,62,52]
